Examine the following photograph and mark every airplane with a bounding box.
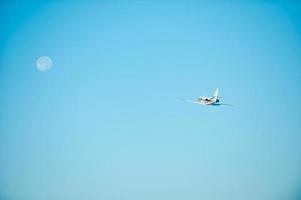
[184,88,232,106]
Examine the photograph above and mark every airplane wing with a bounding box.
[212,103,233,106]
[182,98,232,106]
[184,99,204,105]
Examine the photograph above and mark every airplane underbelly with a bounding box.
[206,101,215,105]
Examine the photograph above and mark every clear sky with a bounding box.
[1,1,301,200]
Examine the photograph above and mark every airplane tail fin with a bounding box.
[213,88,219,101]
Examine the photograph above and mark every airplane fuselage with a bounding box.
[197,96,219,105]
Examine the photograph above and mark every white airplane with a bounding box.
[185,88,232,106]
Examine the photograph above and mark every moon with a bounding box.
[36,56,53,72]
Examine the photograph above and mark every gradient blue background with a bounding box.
[1,1,301,199]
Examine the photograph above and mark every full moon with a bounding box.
[36,56,53,71]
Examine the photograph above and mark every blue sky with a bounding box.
[1,1,301,199]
